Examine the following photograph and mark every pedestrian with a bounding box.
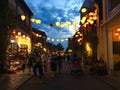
[21,60,26,74]
[28,54,34,73]
[41,53,48,76]
[50,54,57,78]
[56,52,63,74]
[36,55,44,78]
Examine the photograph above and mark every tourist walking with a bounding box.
[50,54,57,78]
[56,52,63,74]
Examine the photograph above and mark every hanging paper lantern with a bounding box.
[36,19,41,24]
[73,21,78,25]
[61,39,64,42]
[56,22,60,26]
[60,24,65,28]
[31,18,36,22]
[49,23,54,27]
[65,38,68,41]
[66,21,71,26]
[51,38,54,42]
[56,39,60,42]
[47,38,50,40]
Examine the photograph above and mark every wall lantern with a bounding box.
[21,15,26,21]
[81,8,87,13]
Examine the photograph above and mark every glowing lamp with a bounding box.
[23,35,25,38]
[51,38,54,42]
[31,18,35,22]
[56,22,60,26]
[115,33,119,36]
[21,15,26,21]
[89,12,94,16]
[117,28,120,31]
[18,32,21,35]
[60,24,65,28]
[89,20,94,25]
[73,21,78,25]
[36,20,41,24]
[57,39,60,42]
[65,38,68,41]
[47,38,50,40]
[66,21,71,26]
[81,8,87,13]
[93,16,97,20]
[61,39,64,42]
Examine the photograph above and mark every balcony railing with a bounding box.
[110,4,120,18]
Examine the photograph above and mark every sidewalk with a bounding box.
[0,69,33,90]
[94,73,120,90]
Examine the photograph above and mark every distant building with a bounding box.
[32,28,47,55]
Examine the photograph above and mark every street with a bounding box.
[18,62,115,90]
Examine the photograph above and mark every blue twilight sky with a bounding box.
[25,0,84,49]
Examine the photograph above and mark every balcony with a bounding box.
[110,4,120,18]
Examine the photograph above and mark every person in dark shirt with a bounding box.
[56,52,63,74]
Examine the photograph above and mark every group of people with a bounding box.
[23,52,63,78]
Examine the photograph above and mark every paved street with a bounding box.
[0,69,33,90]
[18,62,119,90]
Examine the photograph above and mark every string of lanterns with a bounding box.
[21,15,80,43]
[32,31,69,43]
[21,15,79,28]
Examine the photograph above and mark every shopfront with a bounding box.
[7,29,32,73]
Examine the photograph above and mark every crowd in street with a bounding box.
[21,52,65,79]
